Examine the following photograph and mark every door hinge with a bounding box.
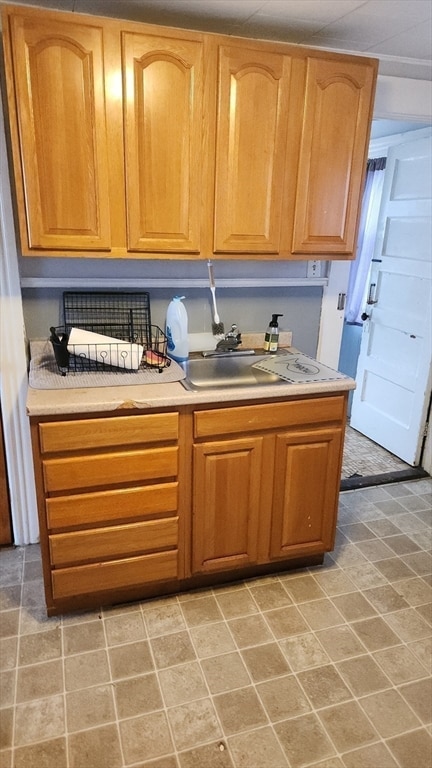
[423,421,429,438]
[337,293,346,311]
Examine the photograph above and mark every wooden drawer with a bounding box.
[49,518,178,566]
[52,550,178,599]
[43,446,178,492]
[39,412,179,454]
[46,482,178,530]
[194,396,345,438]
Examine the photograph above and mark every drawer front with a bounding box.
[46,482,178,530]
[52,550,178,599]
[194,396,345,438]
[49,518,178,566]
[43,446,178,492]
[39,412,179,453]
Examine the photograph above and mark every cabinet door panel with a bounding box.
[270,428,342,558]
[8,14,111,250]
[292,57,376,256]
[192,437,263,572]
[123,32,203,252]
[214,45,291,253]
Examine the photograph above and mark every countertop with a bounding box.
[26,346,355,417]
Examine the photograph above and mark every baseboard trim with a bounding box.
[340,467,429,492]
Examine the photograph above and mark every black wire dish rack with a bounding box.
[49,292,171,376]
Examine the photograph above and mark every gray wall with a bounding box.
[20,257,324,357]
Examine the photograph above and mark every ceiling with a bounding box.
[1,0,431,81]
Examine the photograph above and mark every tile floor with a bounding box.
[341,425,410,480]
[0,478,431,768]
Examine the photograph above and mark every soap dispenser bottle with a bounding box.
[263,314,283,353]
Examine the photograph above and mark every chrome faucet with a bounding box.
[216,324,242,351]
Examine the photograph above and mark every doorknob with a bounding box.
[361,312,370,321]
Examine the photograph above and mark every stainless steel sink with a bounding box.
[179,352,286,391]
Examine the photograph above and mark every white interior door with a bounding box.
[350,134,432,465]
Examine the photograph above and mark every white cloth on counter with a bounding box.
[67,327,144,370]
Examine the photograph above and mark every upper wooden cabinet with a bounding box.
[4,12,112,251]
[292,57,378,256]
[213,45,292,254]
[122,32,203,253]
[1,5,378,259]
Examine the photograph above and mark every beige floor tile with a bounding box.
[64,649,111,691]
[178,741,233,768]
[375,557,417,582]
[350,616,401,651]
[151,630,196,668]
[227,614,273,648]
[240,642,290,682]
[263,605,310,638]
[336,654,392,696]
[0,609,19,639]
[365,519,401,537]
[104,611,146,645]
[399,678,432,724]
[312,570,357,597]
[297,664,352,708]
[213,687,267,735]
[143,603,186,637]
[342,741,399,768]
[386,728,432,768]
[315,625,366,660]
[16,658,63,703]
[363,584,409,613]
[13,738,68,768]
[119,711,173,764]
[14,695,65,747]
[339,522,378,542]
[402,552,432,576]
[384,607,432,642]
[114,672,163,719]
[108,640,154,680]
[214,589,259,620]
[372,645,428,684]
[180,596,224,627]
[343,563,388,590]
[318,700,378,752]
[359,688,421,737]
[256,673,311,721]
[331,592,377,622]
[247,581,292,610]
[416,603,432,625]
[407,637,432,672]
[298,598,345,630]
[189,622,236,658]
[274,713,336,767]
[65,683,116,732]
[0,585,22,612]
[201,652,250,694]
[281,574,327,603]
[279,632,329,671]
[355,539,395,561]
[0,669,15,708]
[18,626,62,666]
[384,534,421,555]
[0,707,13,751]
[228,726,288,768]
[158,661,207,707]
[167,698,222,751]
[63,619,106,655]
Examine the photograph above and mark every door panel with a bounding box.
[192,437,263,572]
[123,32,203,252]
[351,135,432,464]
[213,45,291,253]
[270,428,342,558]
[292,57,376,256]
[8,14,111,250]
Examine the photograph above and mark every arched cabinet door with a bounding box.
[292,57,377,257]
[7,14,111,251]
[123,32,203,253]
[213,45,292,254]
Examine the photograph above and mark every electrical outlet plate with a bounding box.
[307,260,321,278]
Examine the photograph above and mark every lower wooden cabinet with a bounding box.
[191,396,346,574]
[31,393,347,615]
